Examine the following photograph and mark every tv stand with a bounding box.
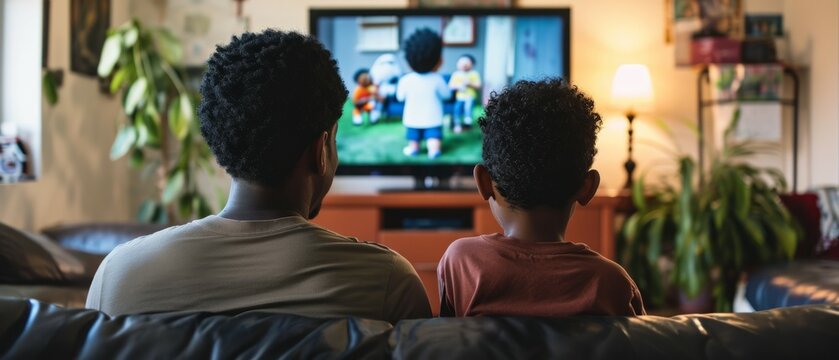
[313,192,620,314]
[378,175,477,192]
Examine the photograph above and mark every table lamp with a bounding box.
[611,64,654,189]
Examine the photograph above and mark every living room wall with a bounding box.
[1,0,835,231]
[0,0,141,231]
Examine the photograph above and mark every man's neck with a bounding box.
[218,179,310,221]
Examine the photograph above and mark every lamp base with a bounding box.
[623,158,636,189]
[623,111,637,190]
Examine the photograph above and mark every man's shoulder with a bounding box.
[307,222,403,256]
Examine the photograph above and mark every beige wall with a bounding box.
[1,0,835,230]
[785,0,839,188]
[0,0,141,231]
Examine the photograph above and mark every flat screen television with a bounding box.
[310,8,570,186]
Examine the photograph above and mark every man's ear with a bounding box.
[575,169,600,206]
[312,131,329,176]
[473,164,495,201]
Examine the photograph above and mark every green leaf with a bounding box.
[129,148,145,168]
[42,70,59,105]
[123,27,139,48]
[110,125,136,160]
[162,170,185,204]
[98,33,123,77]
[178,192,195,219]
[179,94,194,123]
[134,113,149,147]
[621,214,641,245]
[152,29,184,64]
[137,200,158,223]
[124,77,148,115]
[647,216,665,263]
[197,196,213,218]
[168,97,183,139]
[772,222,798,259]
[632,175,647,211]
[110,68,127,94]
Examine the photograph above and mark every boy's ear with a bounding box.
[575,170,600,206]
[473,164,495,201]
[311,131,329,176]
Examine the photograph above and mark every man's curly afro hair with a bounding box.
[404,28,442,73]
[478,78,602,210]
[199,30,348,185]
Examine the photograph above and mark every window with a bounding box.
[0,0,43,182]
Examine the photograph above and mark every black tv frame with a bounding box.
[310,8,571,181]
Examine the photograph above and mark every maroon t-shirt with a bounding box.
[437,234,646,317]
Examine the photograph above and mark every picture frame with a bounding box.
[442,16,476,46]
[70,0,111,77]
[745,14,783,38]
[164,0,249,67]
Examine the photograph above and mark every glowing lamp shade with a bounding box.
[611,64,654,112]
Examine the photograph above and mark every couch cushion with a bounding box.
[0,222,85,285]
[41,223,165,255]
[391,306,839,359]
[0,298,392,359]
[1,298,838,359]
[746,260,839,310]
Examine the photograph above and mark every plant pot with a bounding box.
[678,287,714,313]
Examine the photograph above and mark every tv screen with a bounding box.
[311,9,570,176]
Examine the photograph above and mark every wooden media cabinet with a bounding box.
[313,191,621,314]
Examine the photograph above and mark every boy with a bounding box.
[437,78,645,317]
[397,29,451,159]
[351,68,380,125]
[447,54,481,133]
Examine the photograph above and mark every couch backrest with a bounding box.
[2,298,838,359]
[41,223,165,255]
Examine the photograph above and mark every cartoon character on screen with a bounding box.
[351,68,381,125]
[396,29,450,159]
[448,54,482,133]
[370,54,402,117]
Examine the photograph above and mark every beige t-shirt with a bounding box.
[86,215,431,323]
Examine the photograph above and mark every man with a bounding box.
[86,30,431,323]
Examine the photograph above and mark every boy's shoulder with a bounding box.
[447,234,487,251]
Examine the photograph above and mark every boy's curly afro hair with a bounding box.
[478,78,602,210]
[404,28,442,73]
[198,30,348,186]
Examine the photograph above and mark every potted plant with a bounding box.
[97,19,217,223]
[619,110,800,312]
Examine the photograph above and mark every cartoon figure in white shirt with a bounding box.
[396,28,451,159]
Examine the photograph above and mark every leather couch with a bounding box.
[1,298,837,359]
[0,222,163,308]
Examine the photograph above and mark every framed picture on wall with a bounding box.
[70,0,111,76]
[442,16,475,46]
